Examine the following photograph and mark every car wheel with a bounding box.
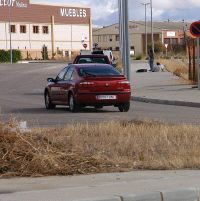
[45,92,55,109]
[118,102,130,112]
[69,94,79,112]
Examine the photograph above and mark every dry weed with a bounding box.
[1,120,200,177]
[158,59,189,80]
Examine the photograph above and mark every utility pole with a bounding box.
[141,2,150,56]
[197,38,200,90]
[150,0,154,53]
[8,5,13,64]
[118,0,131,81]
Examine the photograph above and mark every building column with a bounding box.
[5,22,8,49]
[89,16,93,50]
[51,15,55,59]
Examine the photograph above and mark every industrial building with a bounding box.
[0,0,92,59]
[93,21,189,55]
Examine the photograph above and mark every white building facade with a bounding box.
[0,0,92,59]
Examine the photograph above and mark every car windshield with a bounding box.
[78,57,107,64]
[78,66,121,77]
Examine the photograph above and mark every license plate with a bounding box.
[96,95,117,100]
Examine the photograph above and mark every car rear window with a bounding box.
[78,57,108,64]
[78,66,120,77]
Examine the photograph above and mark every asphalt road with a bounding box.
[1,63,200,127]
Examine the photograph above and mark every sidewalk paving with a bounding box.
[131,61,200,107]
[1,170,200,201]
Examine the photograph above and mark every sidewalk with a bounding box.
[1,170,200,201]
[131,61,200,107]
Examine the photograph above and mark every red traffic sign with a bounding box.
[83,43,87,49]
[190,21,200,37]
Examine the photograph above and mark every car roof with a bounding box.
[77,54,108,58]
[71,63,113,69]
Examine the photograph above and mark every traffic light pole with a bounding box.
[118,0,131,81]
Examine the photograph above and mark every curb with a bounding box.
[17,60,67,64]
[75,188,199,201]
[132,96,200,108]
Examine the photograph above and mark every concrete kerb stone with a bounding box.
[132,96,200,108]
[74,196,122,201]
[121,192,161,201]
[74,189,200,201]
[161,188,199,201]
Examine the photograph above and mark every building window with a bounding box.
[10,25,16,33]
[171,38,178,45]
[109,35,113,42]
[109,47,113,51]
[103,35,107,42]
[43,26,49,34]
[115,35,120,41]
[180,38,185,45]
[20,25,26,33]
[164,38,170,45]
[116,47,119,51]
[33,26,39,34]
[97,36,101,42]
[131,46,135,50]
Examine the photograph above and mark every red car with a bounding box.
[44,64,131,112]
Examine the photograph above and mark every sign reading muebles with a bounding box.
[0,0,28,8]
[60,8,87,18]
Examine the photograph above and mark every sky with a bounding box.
[34,0,200,26]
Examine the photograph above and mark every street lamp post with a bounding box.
[118,0,131,81]
[141,3,150,56]
[150,0,154,53]
[8,5,13,64]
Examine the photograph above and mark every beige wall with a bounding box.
[93,22,163,55]
[93,33,143,55]
[130,34,142,55]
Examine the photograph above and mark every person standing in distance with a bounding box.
[148,49,154,71]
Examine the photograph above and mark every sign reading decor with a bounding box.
[60,8,87,18]
[167,31,176,37]
[0,0,28,8]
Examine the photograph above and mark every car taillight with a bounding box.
[118,81,130,84]
[117,80,131,91]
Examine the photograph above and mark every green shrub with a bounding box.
[12,50,22,63]
[148,42,164,53]
[135,54,142,60]
[41,45,49,60]
[0,50,22,63]
[0,50,9,62]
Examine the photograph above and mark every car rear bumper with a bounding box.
[76,91,131,106]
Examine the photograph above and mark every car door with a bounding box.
[50,67,68,101]
[59,67,74,104]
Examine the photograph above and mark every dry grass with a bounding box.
[158,59,189,80]
[1,119,200,178]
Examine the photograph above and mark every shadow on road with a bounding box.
[9,107,118,114]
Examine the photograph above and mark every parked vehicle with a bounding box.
[73,54,110,65]
[80,50,92,55]
[92,50,116,67]
[44,64,131,112]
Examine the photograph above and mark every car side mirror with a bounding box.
[47,78,55,83]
